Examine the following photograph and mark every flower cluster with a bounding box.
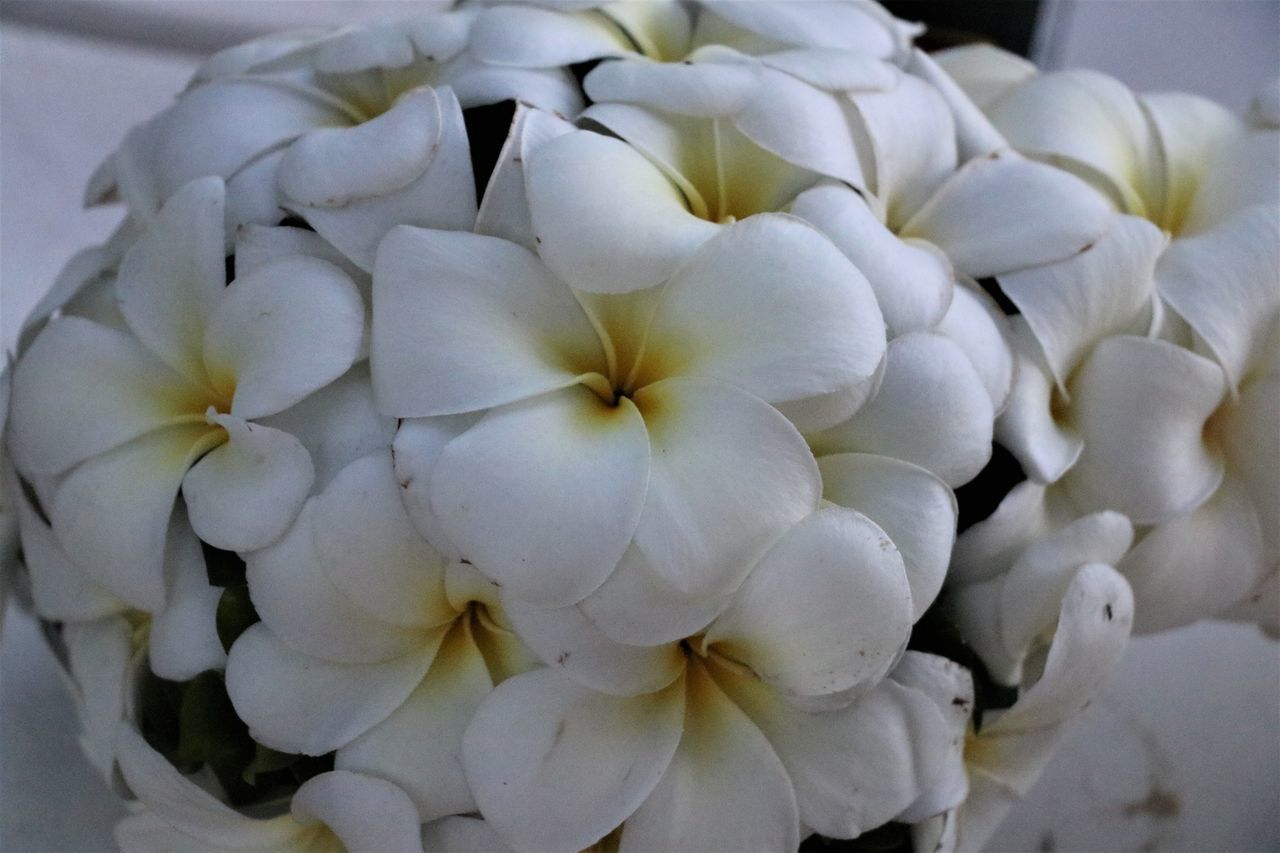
[0,3,1272,852]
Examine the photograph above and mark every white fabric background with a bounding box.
[1,6,1277,851]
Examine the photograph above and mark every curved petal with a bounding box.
[712,656,958,839]
[819,453,957,620]
[1219,370,1280,555]
[336,622,491,822]
[1143,92,1245,232]
[578,544,731,646]
[1156,204,1280,392]
[901,150,1114,278]
[526,129,720,294]
[1063,336,1226,524]
[584,55,761,117]
[503,596,684,696]
[420,817,512,853]
[908,47,1012,161]
[204,257,364,420]
[642,214,885,405]
[115,177,226,386]
[790,182,954,336]
[442,53,584,117]
[629,377,821,597]
[891,652,975,823]
[311,452,451,629]
[760,47,900,92]
[225,622,442,755]
[148,512,227,681]
[392,414,483,559]
[998,215,1164,387]
[938,281,1014,413]
[371,226,604,417]
[290,771,424,853]
[245,501,428,664]
[182,415,313,552]
[469,4,633,67]
[995,323,1084,484]
[705,506,913,698]
[951,480,1057,585]
[66,619,137,778]
[9,317,207,476]
[810,332,994,488]
[279,86,441,208]
[1183,128,1280,231]
[475,104,574,252]
[430,385,650,607]
[51,424,212,611]
[930,44,1037,112]
[699,0,903,57]
[1119,479,1266,634]
[462,668,685,852]
[621,661,800,852]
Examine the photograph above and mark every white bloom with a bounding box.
[225,451,535,823]
[114,724,425,853]
[462,507,961,850]
[8,178,364,609]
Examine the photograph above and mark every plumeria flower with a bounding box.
[462,507,963,850]
[375,206,886,611]
[915,562,1135,852]
[113,724,425,853]
[225,451,536,823]
[8,178,364,610]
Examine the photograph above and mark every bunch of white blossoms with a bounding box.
[0,2,1272,851]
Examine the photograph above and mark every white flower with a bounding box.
[374,205,886,611]
[224,451,535,823]
[8,178,364,609]
[461,507,961,850]
[113,724,425,853]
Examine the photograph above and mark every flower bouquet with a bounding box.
[1,2,1275,851]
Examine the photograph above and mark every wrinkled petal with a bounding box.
[629,377,820,597]
[311,452,451,628]
[903,150,1113,279]
[431,385,650,607]
[1063,336,1225,524]
[226,622,442,755]
[148,511,227,681]
[819,453,956,620]
[811,332,993,488]
[290,771,424,853]
[463,668,685,852]
[621,661,799,852]
[705,506,913,698]
[371,226,604,416]
[183,415,313,552]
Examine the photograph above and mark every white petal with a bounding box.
[222,147,287,238]
[420,817,512,853]
[115,177,226,386]
[790,182,954,336]
[1143,92,1246,232]
[392,414,482,559]
[1219,369,1280,554]
[630,377,820,597]
[371,226,604,416]
[526,129,720,294]
[1183,128,1280,231]
[901,151,1113,278]
[311,452,451,628]
[907,47,1011,161]
[951,480,1053,584]
[463,668,685,852]
[294,87,477,271]
[290,771,424,853]
[705,506,913,698]
[234,224,363,281]
[643,213,885,405]
[930,44,1037,111]
[475,104,574,251]
[66,619,137,778]
[713,656,959,839]
[503,596,684,696]
[115,724,300,849]
[939,281,1014,413]
[760,47,901,92]
[256,363,396,493]
[584,54,761,117]
[245,501,428,664]
[699,1,903,56]
[431,386,650,607]
[1119,479,1267,634]
[621,661,799,853]
[225,622,441,755]
[1063,336,1225,524]
[183,415,313,552]
[148,511,226,681]
[578,545,732,646]
[810,332,994,488]
[819,453,956,620]
[9,317,207,476]
[205,256,364,420]
[52,425,212,611]
[891,652,975,823]
[998,214,1164,386]
[1157,204,1280,392]
[995,323,1083,484]
[470,4,632,67]
[337,623,491,822]
[279,87,440,208]
[443,53,585,117]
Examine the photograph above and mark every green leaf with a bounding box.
[202,540,248,587]
[242,744,299,786]
[216,585,260,653]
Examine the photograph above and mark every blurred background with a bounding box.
[1,1,1277,850]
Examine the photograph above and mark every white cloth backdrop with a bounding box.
[1,5,1277,851]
